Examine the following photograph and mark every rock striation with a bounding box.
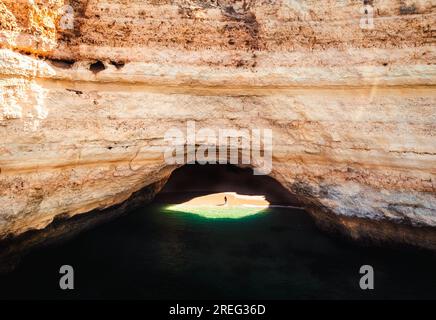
[0,0,435,250]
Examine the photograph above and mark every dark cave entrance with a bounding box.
[0,164,306,273]
[3,166,436,300]
[153,164,303,209]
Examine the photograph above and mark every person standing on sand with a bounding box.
[224,196,227,205]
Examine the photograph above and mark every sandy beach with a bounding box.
[177,192,269,208]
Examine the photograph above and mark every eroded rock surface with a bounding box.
[0,1,435,250]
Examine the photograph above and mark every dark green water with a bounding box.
[1,202,436,300]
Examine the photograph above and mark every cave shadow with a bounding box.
[0,164,303,273]
[153,163,302,207]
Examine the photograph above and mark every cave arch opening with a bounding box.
[0,164,308,272]
[153,163,305,219]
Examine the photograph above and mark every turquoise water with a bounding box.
[1,203,436,300]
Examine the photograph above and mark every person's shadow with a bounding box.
[216,196,228,207]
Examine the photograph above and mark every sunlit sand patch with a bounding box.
[164,192,270,219]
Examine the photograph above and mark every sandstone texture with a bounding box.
[0,1,435,250]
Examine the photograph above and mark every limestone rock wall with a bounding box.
[0,0,435,249]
